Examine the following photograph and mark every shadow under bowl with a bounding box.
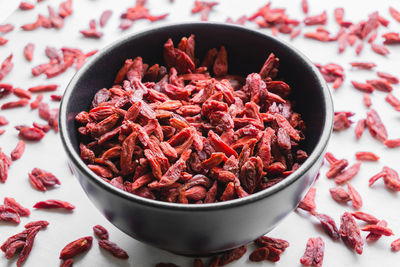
[59,22,333,256]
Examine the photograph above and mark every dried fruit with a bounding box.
[191,1,218,21]
[351,81,374,93]
[350,62,376,69]
[347,182,362,209]
[249,247,269,262]
[329,186,351,203]
[314,213,340,240]
[304,11,327,26]
[4,197,30,217]
[300,237,325,267]
[391,238,400,252]
[352,211,379,224]
[334,161,361,184]
[23,43,35,61]
[366,109,388,142]
[339,212,364,254]
[100,10,112,27]
[59,236,93,260]
[377,72,399,84]
[28,168,61,191]
[93,225,109,240]
[298,187,316,214]
[98,239,129,259]
[219,245,247,265]
[361,224,393,236]
[17,226,41,267]
[0,205,21,224]
[355,151,379,161]
[366,220,388,242]
[33,200,74,210]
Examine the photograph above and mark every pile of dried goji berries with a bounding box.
[76,35,307,203]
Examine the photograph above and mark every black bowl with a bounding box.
[59,22,333,256]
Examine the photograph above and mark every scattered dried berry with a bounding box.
[11,141,26,161]
[352,211,379,224]
[298,187,316,214]
[59,236,93,260]
[98,239,129,259]
[300,237,325,267]
[93,225,109,240]
[355,151,379,161]
[33,200,74,210]
[391,238,400,252]
[339,212,364,254]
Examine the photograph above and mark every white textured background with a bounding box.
[0,0,399,266]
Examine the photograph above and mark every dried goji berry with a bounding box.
[93,225,109,240]
[33,200,74,210]
[300,237,325,267]
[339,212,363,254]
[98,239,129,259]
[4,197,30,217]
[298,187,316,214]
[59,236,93,260]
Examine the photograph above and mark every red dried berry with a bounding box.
[60,259,74,267]
[28,84,58,92]
[361,224,394,236]
[300,237,325,267]
[24,220,49,229]
[19,2,35,10]
[249,247,269,262]
[329,186,351,203]
[377,72,399,84]
[351,81,374,93]
[301,0,308,14]
[352,211,379,224]
[363,93,372,108]
[0,24,14,34]
[298,187,316,214]
[366,220,388,242]
[366,79,392,92]
[366,109,388,142]
[219,245,247,266]
[385,94,400,111]
[347,182,362,210]
[0,205,21,224]
[355,151,379,161]
[339,212,364,254]
[384,139,400,148]
[391,238,400,252]
[17,226,42,267]
[350,62,376,69]
[18,127,45,141]
[334,161,362,184]
[4,197,30,217]
[371,43,390,55]
[59,236,93,260]
[23,43,35,61]
[304,11,327,26]
[93,225,109,240]
[33,200,75,210]
[98,239,129,259]
[100,10,112,27]
[314,213,340,240]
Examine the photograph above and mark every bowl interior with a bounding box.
[61,22,332,206]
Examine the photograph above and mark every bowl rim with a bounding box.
[59,21,334,211]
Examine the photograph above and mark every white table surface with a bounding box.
[0,0,399,266]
